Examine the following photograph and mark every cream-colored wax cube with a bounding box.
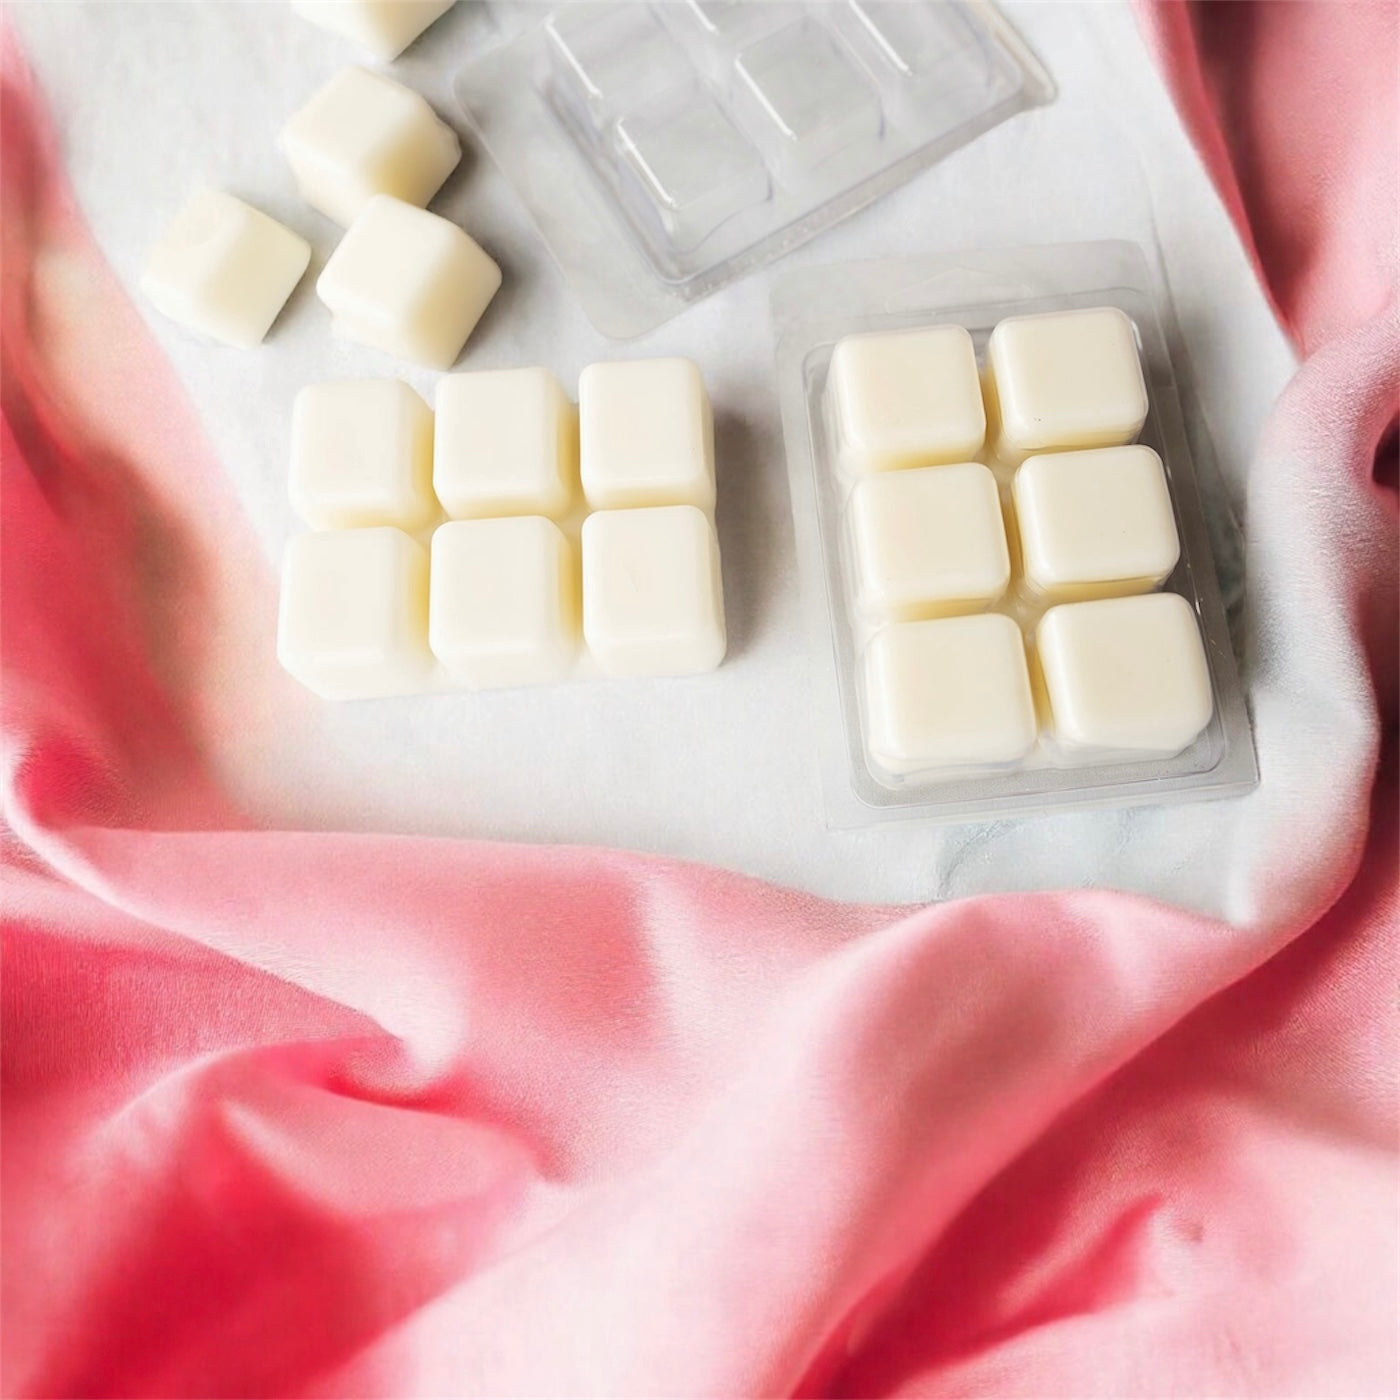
[429,517,577,689]
[863,613,1038,774]
[986,307,1149,463]
[849,462,1009,621]
[1036,592,1213,756]
[434,368,576,520]
[582,505,725,677]
[280,67,461,227]
[289,379,435,531]
[1013,445,1180,602]
[140,189,310,349]
[291,0,458,60]
[316,195,501,369]
[829,324,985,473]
[277,527,431,699]
[579,358,714,510]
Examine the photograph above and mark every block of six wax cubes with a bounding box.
[278,359,727,698]
[826,307,1215,779]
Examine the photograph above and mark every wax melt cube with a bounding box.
[280,67,461,227]
[289,379,435,531]
[429,517,577,690]
[316,195,501,369]
[1013,445,1179,602]
[1036,592,1213,756]
[582,505,725,677]
[849,462,1008,620]
[290,0,458,60]
[986,307,1149,463]
[829,324,985,473]
[579,358,714,510]
[434,368,576,520]
[140,189,310,349]
[863,613,1038,774]
[277,527,431,699]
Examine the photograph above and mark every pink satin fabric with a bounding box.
[3,10,1397,1399]
[1137,0,1399,357]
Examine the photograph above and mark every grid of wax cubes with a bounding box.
[277,358,725,699]
[826,309,1215,780]
[544,2,1017,272]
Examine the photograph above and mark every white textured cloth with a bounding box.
[10,0,1305,909]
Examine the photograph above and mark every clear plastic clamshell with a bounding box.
[771,241,1258,828]
[457,2,1052,336]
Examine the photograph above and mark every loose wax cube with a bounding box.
[863,613,1037,773]
[986,307,1149,463]
[291,0,458,60]
[1012,445,1179,602]
[429,517,577,689]
[579,358,714,510]
[1036,592,1213,756]
[434,368,575,520]
[829,324,985,473]
[582,505,725,677]
[277,527,431,699]
[289,379,435,531]
[140,189,310,349]
[316,195,501,369]
[849,462,1009,620]
[280,67,461,227]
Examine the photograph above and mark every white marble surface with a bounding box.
[11,1,1301,910]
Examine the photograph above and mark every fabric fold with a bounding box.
[3,8,1396,1398]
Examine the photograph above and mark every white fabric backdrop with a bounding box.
[11,1,1307,910]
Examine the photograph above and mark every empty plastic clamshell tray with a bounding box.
[456,1,1052,337]
[771,240,1258,828]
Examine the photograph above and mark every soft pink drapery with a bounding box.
[3,5,1396,1395]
